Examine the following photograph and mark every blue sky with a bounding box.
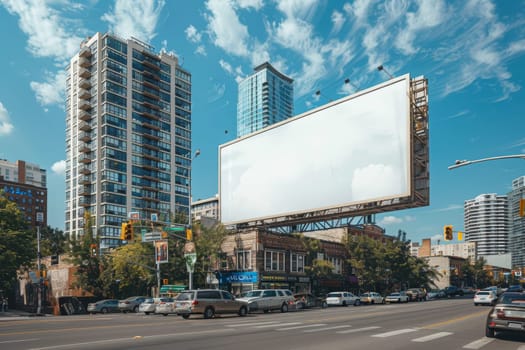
[0,0,524,245]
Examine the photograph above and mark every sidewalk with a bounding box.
[0,309,50,320]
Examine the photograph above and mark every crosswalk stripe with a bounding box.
[462,338,495,349]
[226,321,278,327]
[302,325,352,333]
[372,328,418,338]
[337,326,381,334]
[256,322,301,328]
[277,324,327,331]
[412,332,453,342]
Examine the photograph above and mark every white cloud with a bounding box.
[205,0,250,57]
[432,204,464,212]
[195,45,207,56]
[331,10,345,34]
[30,69,67,107]
[51,160,66,176]
[1,0,84,61]
[236,0,263,10]
[379,216,403,225]
[0,102,14,136]
[102,0,165,42]
[185,25,202,43]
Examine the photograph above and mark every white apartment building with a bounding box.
[431,241,477,261]
[192,195,219,221]
[0,159,46,187]
[464,193,509,256]
[65,33,192,250]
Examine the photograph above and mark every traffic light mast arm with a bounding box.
[448,154,525,170]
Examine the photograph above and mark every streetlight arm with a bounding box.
[448,154,525,170]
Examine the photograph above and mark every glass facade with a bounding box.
[237,62,293,138]
[65,33,192,251]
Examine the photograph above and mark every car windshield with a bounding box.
[143,298,154,303]
[242,291,263,297]
[500,294,525,305]
[327,293,342,297]
[390,293,400,296]
[176,292,194,301]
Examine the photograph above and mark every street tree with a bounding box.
[192,223,229,288]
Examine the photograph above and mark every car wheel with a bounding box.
[238,306,248,317]
[371,300,375,304]
[204,307,215,319]
[101,308,108,314]
[263,309,269,313]
[182,314,190,319]
[133,306,139,313]
[485,326,495,338]
[145,312,150,315]
[281,303,288,313]
[474,303,478,306]
[322,301,328,308]
[163,313,168,316]
[354,300,360,306]
[342,301,347,307]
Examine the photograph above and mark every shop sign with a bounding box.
[219,271,258,284]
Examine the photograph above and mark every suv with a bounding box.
[174,289,249,319]
[443,286,464,298]
[236,289,296,313]
[406,288,427,302]
[326,291,361,306]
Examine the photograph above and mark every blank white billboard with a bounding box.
[220,75,411,225]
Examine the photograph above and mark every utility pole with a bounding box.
[36,212,43,315]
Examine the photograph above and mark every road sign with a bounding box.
[143,232,162,242]
[151,213,158,222]
[165,226,185,232]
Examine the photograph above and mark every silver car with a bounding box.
[236,289,296,313]
[139,297,173,315]
[118,296,148,313]
[87,299,120,314]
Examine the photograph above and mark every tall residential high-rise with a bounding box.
[0,159,47,228]
[65,33,192,250]
[508,176,525,268]
[464,193,509,256]
[237,62,293,138]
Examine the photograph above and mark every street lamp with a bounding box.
[448,154,525,170]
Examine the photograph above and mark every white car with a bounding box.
[139,297,173,315]
[474,290,498,306]
[385,291,409,303]
[325,292,361,306]
[360,292,384,304]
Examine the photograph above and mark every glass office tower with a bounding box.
[237,62,293,138]
[65,33,191,250]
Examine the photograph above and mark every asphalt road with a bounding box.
[1,297,524,350]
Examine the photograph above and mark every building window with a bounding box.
[327,256,342,274]
[290,253,305,273]
[264,250,285,272]
[237,250,251,270]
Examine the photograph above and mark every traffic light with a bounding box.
[51,254,59,265]
[186,228,192,241]
[120,222,134,241]
[443,225,453,241]
[457,231,463,241]
[163,278,168,285]
[90,244,97,257]
[520,199,525,217]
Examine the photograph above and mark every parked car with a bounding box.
[236,289,295,313]
[325,292,361,306]
[483,286,504,296]
[294,293,327,309]
[461,286,476,294]
[87,299,120,314]
[406,288,427,301]
[155,298,177,316]
[385,291,409,303]
[486,292,525,338]
[427,289,446,300]
[118,296,148,313]
[443,286,464,298]
[174,289,249,319]
[507,285,524,293]
[139,297,173,315]
[360,292,384,304]
[473,290,498,306]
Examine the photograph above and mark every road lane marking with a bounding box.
[337,326,381,334]
[256,322,301,328]
[302,325,352,333]
[277,324,326,331]
[412,332,453,342]
[462,337,494,349]
[0,338,40,344]
[421,310,488,329]
[372,328,418,337]
[226,321,279,327]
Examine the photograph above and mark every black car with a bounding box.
[486,292,525,338]
[443,286,464,298]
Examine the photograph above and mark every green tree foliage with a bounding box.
[39,226,67,257]
[0,192,34,296]
[99,243,154,297]
[192,223,229,288]
[345,235,439,294]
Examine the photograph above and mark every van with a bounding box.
[174,289,249,319]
